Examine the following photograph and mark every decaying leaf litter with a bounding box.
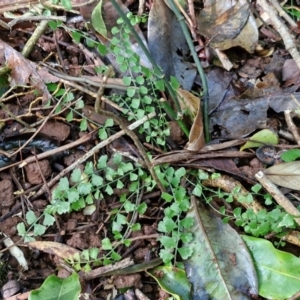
[0,0,300,299]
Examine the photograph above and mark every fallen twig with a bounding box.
[284,110,300,145]
[255,171,300,226]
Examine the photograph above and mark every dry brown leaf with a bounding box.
[264,161,300,191]
[185,92,205,151]
[177,88,199,120]
[0,40,53,103]
[28,241,80,260]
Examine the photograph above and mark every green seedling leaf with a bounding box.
[116,180,124,189]
[159,249,174,263]
[97,43,107,55]
[170,76,180,90]
[91,0,107,37]
[33,224,46,236]
[77,182,92,195]
[105,184,113,195]
[63,92,74,103]
[161,192,173,202]
[281,149,300,162]
[122,76,131,86]
[29,273,80,300]
[91,174,103,186]
[57,177,69,191]
[131,98,140,109]
[48,20,59,30]
[136,75,145,85]
[99,128,107,140]
[137,202,147,215]
[192,183,202,196]
[61,0,72,10]
[102,238,112,250]
[111,251,121,261]
[131,223,141,231]
[111,26,120,35]
[158,216,177,233]
[129,172,138,181]
[75,99,84,109]
[105,118,114,127]
[124,200,135,213]
[179,232,193,243]
[242,235,300,299]
[159,236,176,250]
[17,222,26,235]
[116,55,125,64]
[85,194,93,205]
[67,188,79,203]
[71,31,82,43]
[147,266,191,300]
[84,161,94,175]
[240,129,279,150]
[178,246,193,260]
[127,87,136,97]
[26,211,37,225]
[179,217,194,229]
[97,155,108,169]
[123,239,131,247]
[71,168,81,183]
[117,213,127,225]
[43,213,55,226]
[80,118,87,131]
[139,86,148,94]
[85,39,96,48]
[155,79,165,91]
[81,249,90,261]
[89,247,99,260]
[66,110,73,122]
[251,183,262,193]
[278,214,294,228]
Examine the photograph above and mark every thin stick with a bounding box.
[22,20,49,58]
[284,110,300,145]
[270,0,297,28]
[8,16,66,28]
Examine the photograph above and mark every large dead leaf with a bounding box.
[184,199,258,299]
[196,0,258,53]
[148,0,196,90]
[0,40,53,103]
[210,93,300,138]
[264,161,300,191]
